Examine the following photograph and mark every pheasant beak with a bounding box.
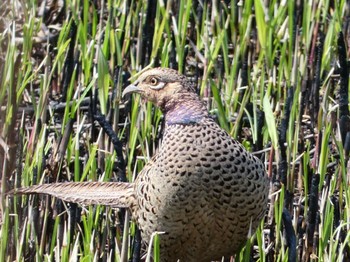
[122,83,142,97]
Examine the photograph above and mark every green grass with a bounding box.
[1,0,349,261]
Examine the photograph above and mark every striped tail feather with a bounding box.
[9,182,135,208]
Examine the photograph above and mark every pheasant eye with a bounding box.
[150,77,158,85]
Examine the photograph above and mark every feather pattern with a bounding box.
[11,182,135,208]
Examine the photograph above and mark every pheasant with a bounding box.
[12,68,269,261]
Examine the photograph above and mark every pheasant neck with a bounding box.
[164,96,208,125]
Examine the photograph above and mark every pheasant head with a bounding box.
[123,67,208,125]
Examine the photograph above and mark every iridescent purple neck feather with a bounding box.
[164,97,208,125]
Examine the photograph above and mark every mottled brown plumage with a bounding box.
[12,68,269,261]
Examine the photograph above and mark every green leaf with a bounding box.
[254,0,267,49]
[263,94,278,148]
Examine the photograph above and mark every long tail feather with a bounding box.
[9,182,135,208]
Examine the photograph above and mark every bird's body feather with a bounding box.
[135,116,268,261]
